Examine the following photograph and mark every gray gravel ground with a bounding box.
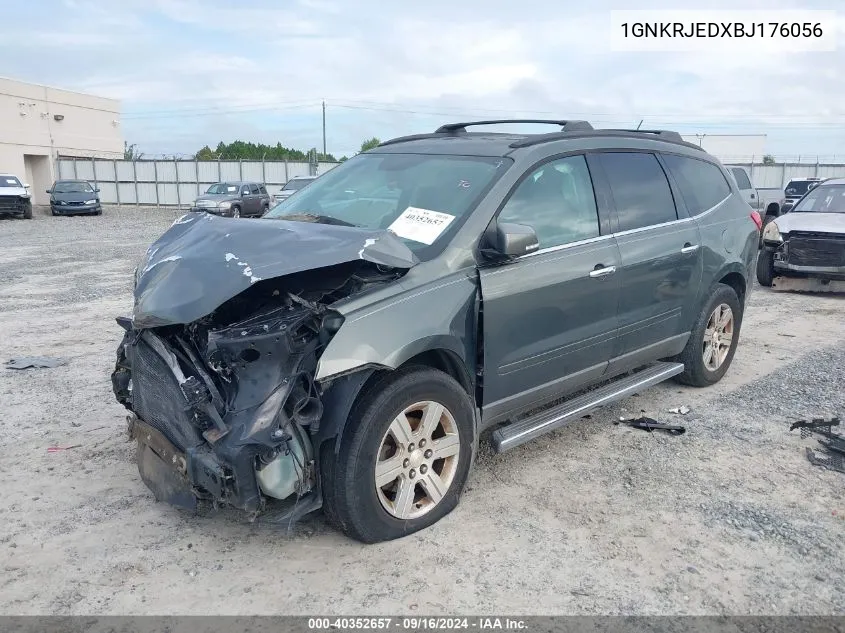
[1,206,844,616]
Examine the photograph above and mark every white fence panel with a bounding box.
[197,161,219,182]
[135,162,156,182]
[817,165,845,179]
[157,183,178,205]
[241,162,264,181]
[287,162,311,179]
[117,183,137,204]
[177,161,197,182]
[264,162,288,184]
[155,161,177,182]
[97,182,118,204]
[116,161,135,181]
[219,162,241,181]
[94,160,116,182]
[179,183,199,204]
[58,160,75,179]
[137,182,158,205]
[75,161,95,180]
[317,162,339,175]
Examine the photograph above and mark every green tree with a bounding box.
[124,141,143,160]
[762,154,775,165]
[192,140,336,162]
[359,137,381,153]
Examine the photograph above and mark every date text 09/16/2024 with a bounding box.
[307,617,528,630]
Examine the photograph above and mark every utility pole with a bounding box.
[322,100,326,158]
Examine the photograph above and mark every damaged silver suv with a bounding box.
[112,120,760,543]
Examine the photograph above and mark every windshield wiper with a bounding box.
[274,212,359,227]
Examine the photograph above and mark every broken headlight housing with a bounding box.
[762,221,783,243]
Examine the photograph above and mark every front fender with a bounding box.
[315,272,478,383]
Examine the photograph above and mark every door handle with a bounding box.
[681,244,700,254]
[589,265,616,278]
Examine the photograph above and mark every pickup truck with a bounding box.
[726,166,785,220]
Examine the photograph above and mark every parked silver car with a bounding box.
[272,175,316,204]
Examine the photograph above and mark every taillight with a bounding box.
[750,211,763,230]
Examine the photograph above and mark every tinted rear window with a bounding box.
[664,155,732,215]
[598,152,678,231]
[730,167,752,190]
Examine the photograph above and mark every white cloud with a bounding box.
[1,0,842,156]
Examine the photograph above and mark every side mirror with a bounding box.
[490,222,540,258]
[94,188,100,193]
[23,183,30,188]
[46,189,52,194]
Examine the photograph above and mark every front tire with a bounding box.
[232,206,241,218]
[756,250,775,287]
[675,284,742,387]
[321,367,475,543]
[23,205,32,219]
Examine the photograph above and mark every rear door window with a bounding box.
[258,185,267,195]
[249,184,260,195]
[598,152,678,232]
[664,154,733,215]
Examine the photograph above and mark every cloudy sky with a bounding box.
[2,0,843,159]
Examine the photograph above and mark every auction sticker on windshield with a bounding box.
[388,207,455,245]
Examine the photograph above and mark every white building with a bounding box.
[680,134,768,163]
[0,77,123,205]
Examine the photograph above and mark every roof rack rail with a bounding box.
[434,119,594,134]
[605,128,686,143]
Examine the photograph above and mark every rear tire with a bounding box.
[756,250,775,287]
[321,367,475,543]
[261,203,269,216]
[675,284,742,387]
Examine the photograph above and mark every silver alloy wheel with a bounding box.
[374,400,460,520]
[232,207,240,218]
[703,303,734,371]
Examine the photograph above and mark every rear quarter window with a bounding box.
[663,154,732,215]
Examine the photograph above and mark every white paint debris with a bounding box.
[358,237,377,259]
[141,255,182,274]
[225,253,238,262]
[669,406,691,415]
[225,233,231,237]
[172,214,194,226]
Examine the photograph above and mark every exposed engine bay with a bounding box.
[112,222,410,518]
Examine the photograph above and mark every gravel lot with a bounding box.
[1,206,844,616]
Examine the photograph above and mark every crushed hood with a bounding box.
[776,212,845,235]
[132,212,418,328]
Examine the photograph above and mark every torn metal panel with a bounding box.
[132,212,418,328]
[771,276,845,293]
[5,356,67,370]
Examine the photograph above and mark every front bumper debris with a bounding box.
[128,414,197,510]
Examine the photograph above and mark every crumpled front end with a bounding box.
[772,231,845,280]
[112,215,415,518]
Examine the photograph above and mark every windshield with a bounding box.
[282,178,313,191]
[785,180,819,196]
[792,185,845,214]
[264,153,510,256]
[206,183,238,194]
[1,176,22,188]
[53,181,93,193]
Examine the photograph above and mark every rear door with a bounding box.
[594,151,703,362]
[248,184,262,214]
[479,154,621,422]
